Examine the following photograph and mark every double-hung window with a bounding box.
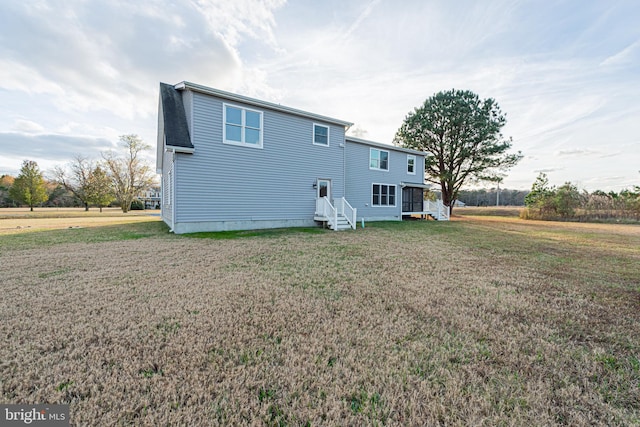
[313,124,329,146]
[224,104,263,148]
[407,155,416,174]
[372,184,396,206]
[370,148,389,171]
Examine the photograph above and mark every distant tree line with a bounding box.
[521,173,640,222]
[1,170,88,209]
[456,188,529,206]
[1,135,156,212]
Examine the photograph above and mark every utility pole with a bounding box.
[496,181,500,206]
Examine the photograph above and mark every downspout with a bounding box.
[343,124,351,199]
[399,183,403,220]
[171,151,176,233]
[342,141,346,199]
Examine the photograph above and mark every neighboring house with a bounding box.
[139,187,161,209]
[157,81,447,234]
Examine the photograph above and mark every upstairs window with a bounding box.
[407,155,416,174]
[370,148,389,171]
[223,104,263,148]
[313,124,329,146]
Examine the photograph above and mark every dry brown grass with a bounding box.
[1,215,639,426]
[0,207,157,217]
[0,208,160,235]
[453,206,522,217]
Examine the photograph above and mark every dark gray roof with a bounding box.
[160,82,193,150]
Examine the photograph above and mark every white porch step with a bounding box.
[315,214,353,230]
[315,197,357,230]
[427,213,448,221]
[331,218,352,230]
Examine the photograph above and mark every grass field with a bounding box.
[454,206,523,217]
[1,210,639,425]
[0,208,161,236]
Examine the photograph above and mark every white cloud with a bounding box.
[534,168,565,174]
[0,0,285,121]
[11,119,44,134]
[556,148,601,157]
[343,0,381,40]
[0,0,285,175]
[600,40,640,67]
[0,60,66,96]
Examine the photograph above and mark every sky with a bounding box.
[1,0,639,191]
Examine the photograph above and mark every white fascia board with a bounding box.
[175,81,353,129]
[165,146,195,154]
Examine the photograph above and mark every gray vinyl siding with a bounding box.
[345,141,425,221]
[161,150,174,226]
[173,91,345,224]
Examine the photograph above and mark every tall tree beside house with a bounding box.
[394,89,522,214]
[102,134,155,213]
[85,165,114,212]
[53,155,95,210]
[9,160,48,211]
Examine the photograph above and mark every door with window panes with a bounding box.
[317,179,331,200]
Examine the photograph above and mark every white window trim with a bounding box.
[371,183,397,207]
[312,123,330,146]
[369,148,390,171]
[407,154,416,175]
[222,102,264,149]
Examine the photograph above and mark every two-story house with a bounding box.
[157,81,446,234]
[139,187,161,209]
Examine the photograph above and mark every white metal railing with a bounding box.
[335,197,357,229]
[424,200,450,221]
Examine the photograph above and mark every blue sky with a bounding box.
[1,0,638,191]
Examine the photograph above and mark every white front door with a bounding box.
[317,179,331,200]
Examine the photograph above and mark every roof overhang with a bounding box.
[165,146,195,154]
[401,182,431,189]
[175,81,353,129]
